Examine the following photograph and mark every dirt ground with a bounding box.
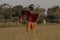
[0,24,60,40]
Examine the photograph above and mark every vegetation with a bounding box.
[0,3,23,22]
[47,6,60,23]
[0,24,60,40]
[0,3,60,24]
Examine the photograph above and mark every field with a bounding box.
[0,23,60,40]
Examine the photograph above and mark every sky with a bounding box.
[0,0,60,9]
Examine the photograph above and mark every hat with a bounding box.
[29,4,35,11]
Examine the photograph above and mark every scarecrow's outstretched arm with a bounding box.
[20,15,23,23]
[20,10,24,23]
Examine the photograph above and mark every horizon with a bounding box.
[0,0,60,10]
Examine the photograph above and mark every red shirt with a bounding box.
[27,12,39,22]
[21,10,39,22]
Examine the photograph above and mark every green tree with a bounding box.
[47,6,60,23]
[12,5,23,22]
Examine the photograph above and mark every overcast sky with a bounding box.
[0,0,60,9]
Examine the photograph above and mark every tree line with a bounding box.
[0,3,60,23]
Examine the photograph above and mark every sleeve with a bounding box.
[20,10,24,22]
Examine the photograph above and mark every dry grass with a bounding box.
[0,22,23,27]
[0,23,60,40]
